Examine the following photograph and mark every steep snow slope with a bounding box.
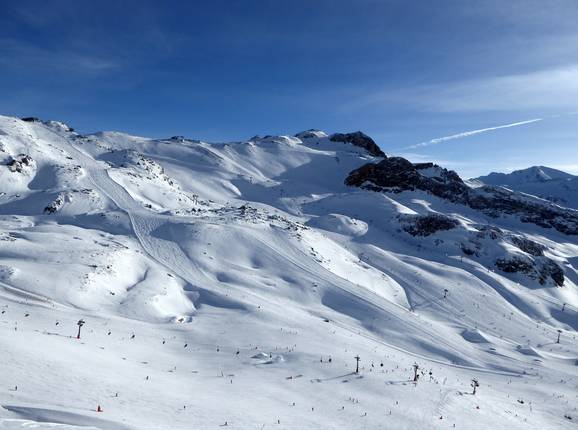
[1,115,577,429]
[476,166,578,209]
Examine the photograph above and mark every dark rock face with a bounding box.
[44,193,65,214]
[346,157,468,199]
[496,256,535,274]
[345,157,578,235]
[476,225,503,241]
[21,117,40,123]
[346,157,417,188]
[7,154,33,173]
[511,236,545,257]
[495,256,565,286]
[540,260,565,286]
[330,132,385,157]
[465,187,578,235]
[402,213,459,236]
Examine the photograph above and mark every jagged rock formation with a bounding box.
[44,193,67,214]
[495,256,565,286]
[511,236,545,257]
[495,256,535,275]
[330,131,385,157]
[20,117,41,123]
[346,157,578,235]
[7,154,34,173]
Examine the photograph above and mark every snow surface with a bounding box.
[0,115,577,429]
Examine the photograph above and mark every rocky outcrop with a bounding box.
[496,256,535,275]
[44,193,66,214]
[476,225,503,241]
[21,117,41,123]
[540,259,565,286]
[401,213,459,236]
[7,154,34,173]
[330,132,385,157]
[511,236,545,257]
[345,157,578,235]
[346,157,468,199]
[495,256,565,286]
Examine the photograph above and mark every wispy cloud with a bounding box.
[402,117,544,150]
[0,38,118,73]
[353,64,578,114]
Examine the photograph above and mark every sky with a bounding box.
[1,0,577,177]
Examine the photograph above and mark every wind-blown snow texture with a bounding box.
[0,115,577,429]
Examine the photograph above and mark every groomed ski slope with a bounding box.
[0,116,577,429]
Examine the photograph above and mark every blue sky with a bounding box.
[1,0,577,177]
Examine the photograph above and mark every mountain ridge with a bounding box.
[476,166,575,185]
[475,165,578,210]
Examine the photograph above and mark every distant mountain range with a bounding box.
[475,166,578,209]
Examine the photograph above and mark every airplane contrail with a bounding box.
[403,117,544,150]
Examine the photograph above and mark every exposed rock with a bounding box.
[539,259,565,286]
[476,225,503,241]
[329,131,385,157]
[495,255,564,286]
[346,157,467,199]
[7,154,34,173]
[511,236,545,257]
[21,117,41,123]
[401,213,459,236]
[44,193,67,214]
[345,156,578,235]
[496,256,534,274]
[347,157,417,189]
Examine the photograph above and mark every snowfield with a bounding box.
[0,116,577,429]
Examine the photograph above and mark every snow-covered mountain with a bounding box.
[1,115,577,429]
[476,166,578,209]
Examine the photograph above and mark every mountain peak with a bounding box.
[294,129,328,139]
[474,165,578,209]
[476,165,574,186]
[329,131,385,157]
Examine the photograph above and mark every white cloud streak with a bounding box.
[404,117,544,150]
